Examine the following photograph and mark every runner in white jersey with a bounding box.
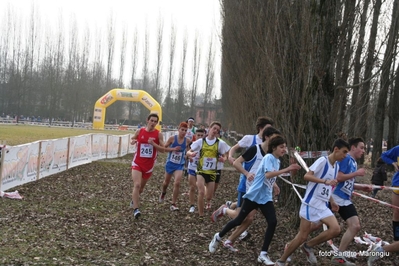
[187,129,205,213]
[228,116,274,165]
[185,117,197,141]
[275,138,350,266]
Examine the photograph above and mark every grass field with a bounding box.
[0,124,132,146]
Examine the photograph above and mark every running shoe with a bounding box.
[274,260,285,266]
[209,233,220,253]
[133,208,141,219]
[368,245,384,266]
[301,243,317,264]
[205,203,212,210]
[159,192,166,203]
[129,200,134,208]
[225,200,232,209]
[223,240,238,252]
[257,253,274,265]
[170,204,179,211]
[285,243,292,262]
[238,230,250,241]
[211,204,226,222]
[331,255,355,265]
[189,205,195,213]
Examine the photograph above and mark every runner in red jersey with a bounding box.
[130,113,179,219]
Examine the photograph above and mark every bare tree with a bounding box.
[118,25,127,88]
[153,14,164,103]
[176,31,188,122]
[348,0,370,137]
[202,36,215,124]
[189,32,201,116]
[164,22,177,123]
[372,0,399,165]
[356,0,382,141]
[387,63,399,148]
[330,0,357,133]
[128,26,139,125]
[140,19,150,122]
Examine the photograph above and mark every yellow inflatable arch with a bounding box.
[93,89,162,131]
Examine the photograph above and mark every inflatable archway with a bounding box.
[93,89,162,131]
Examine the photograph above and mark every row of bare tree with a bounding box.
[0,5,217,125]
[220,0,399,166]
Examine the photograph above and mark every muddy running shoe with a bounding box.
[368,245,384,266]
[159,192,166,203]
[211,204,226,222]
[225,200,232,209]
[285,243,292,262]
[209,233,220,253]
[189,205,195,213]
[170,204,179,211]
[257,253,274,265]
[223,240,238,252]
[301,243,317,264]
[274,260,285,266]
[133,208,141,219]
[238,230,250,241]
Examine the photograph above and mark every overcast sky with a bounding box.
[0,0,222,97]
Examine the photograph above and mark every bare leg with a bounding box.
[338,216,360,252]
[161,172,173,194]
[196,175,206,216]
[171,170,183,205]
[188,174,196,206]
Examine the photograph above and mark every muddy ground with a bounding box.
[0,155,397,265]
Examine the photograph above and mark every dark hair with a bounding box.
[332,138,350,150]
[147,113,159,122]
[256,116,274,133]
[267,134,286,153]
[348,137,364,148]
[209,121,222,129]
[262,127,281,142]
[195,129,205,133]
[376,157,385,165]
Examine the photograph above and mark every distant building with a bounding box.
[194,102,223,126]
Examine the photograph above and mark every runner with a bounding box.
[158,122,191,211]
[186,121,230,216]
[228,116,274,164]
[275,138,350,266]
[187,129,206,213]
[211,127,281,249]
[331,137,372,265]
[209,135,300,265]
[130,113,180,219]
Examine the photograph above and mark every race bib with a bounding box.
[170,151,183,164]
[140,143,153,158]
[340,179,354,195]
[314,183,331,202]
[202,157,217,170]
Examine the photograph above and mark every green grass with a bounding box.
[0,125,132,146]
